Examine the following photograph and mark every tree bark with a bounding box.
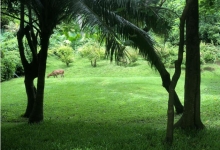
[175,0,204,129]
[29,33,50,123]
[23,77,36,118]
[165,0,189,142]
[17,2,41,119]
[157,62,184,114]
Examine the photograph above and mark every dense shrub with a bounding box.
[200,24,220,45]
[117,46,139,66]
[157,43,181,68]
[1,51,23,82]
[56,46,74,66]
[77,41,105,67]
[1,31,24,81]
[200,42,218,63]
[158,42,219,68]
[126,47,139,63]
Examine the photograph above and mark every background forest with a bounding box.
[1,0,220,149]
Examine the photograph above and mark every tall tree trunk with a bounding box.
[29,33,50,123]
[175,0,204,129]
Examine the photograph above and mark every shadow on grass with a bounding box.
[2,118,220,150]
[1,119,165,150]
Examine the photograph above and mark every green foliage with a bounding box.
[200,23,220,45]
[163,0,220,45]
[125,47,139,64]
[49,32,66,49]
[77,41,106,67]
[56,46,74,66]
[1,36,18,51]
[157,43,183,68]
[1,29,18,51]
[1,50,23,81]
[0,31,24,81]
[157,41,219,67]
[3,21,19,33]
[200,42,219,63]
[199,0,220,45]
[162,0,185,45]
[52,22,83,50]
[117,46,139,66]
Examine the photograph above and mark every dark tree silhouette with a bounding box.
[3,0,78,123]
[174,0,204,129]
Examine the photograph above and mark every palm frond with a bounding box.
[76,0,163,68]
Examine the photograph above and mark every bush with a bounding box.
[200,23,220,45]
[56,46,74,66]
[77,41,105,67]
[157,42,218,67]
[116,46,139,66]
[125,47,139,64]
[200,42,218,63]
[1,51,23,82]
[157,43,177,68]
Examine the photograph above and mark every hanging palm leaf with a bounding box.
[74,0,169,68]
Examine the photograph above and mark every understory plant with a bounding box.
[56,46,74,67]
[200,42,219,63]
[77,41,105,67]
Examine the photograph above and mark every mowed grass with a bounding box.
[1,56,220,150]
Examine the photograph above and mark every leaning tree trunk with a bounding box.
[175,0,204,129]
[29,33,50,123]
[156,60,184,114]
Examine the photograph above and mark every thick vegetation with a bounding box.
[1,21,220,81]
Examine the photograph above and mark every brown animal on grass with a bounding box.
[47,69,64,78]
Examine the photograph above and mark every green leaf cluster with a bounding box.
[200,42,219,63]
[77,41,106,61]
[1,51,23,81]
[56,46,74,67]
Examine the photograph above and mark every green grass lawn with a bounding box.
[1,56,220,150]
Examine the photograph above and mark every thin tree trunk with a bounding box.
[175,0,204,129]
[157,62,184,114]
[165,0,189,142]
[94,59,97,67]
